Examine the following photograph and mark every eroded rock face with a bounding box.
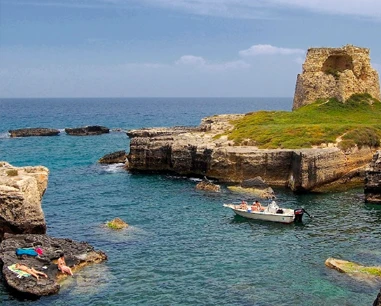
[195,178,221,192]
[365,151,381,203]
[127,115,374,192]
[65,126,109,136]
[8,128,60,137]
[98,150,127,164]
[0,162,48,238]
[293,45,381,110]
[0,233,107,296]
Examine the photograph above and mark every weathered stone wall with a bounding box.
[293,45,381,110]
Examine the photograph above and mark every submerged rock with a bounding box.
[98,151,127,164]
[8,128,60,138]
[231,176,276,199]
[0,233,107,297]
[65,126,109,136]
[0,162,48,239]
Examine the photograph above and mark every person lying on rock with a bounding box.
[15,263,48,280]
[57,252,73,276]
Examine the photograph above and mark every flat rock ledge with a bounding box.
[8,128,60,138]
[0,233,107,297]
[65,126,109,136]
[325,257,381,280]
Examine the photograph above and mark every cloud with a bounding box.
[239,44,305,57]
[175,55,250,71]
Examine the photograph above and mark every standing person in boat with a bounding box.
[57,252,73,276]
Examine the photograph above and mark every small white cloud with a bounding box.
[239,44,305,57]
[175,55,206,66]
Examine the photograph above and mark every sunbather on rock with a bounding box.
[15,263,48,280]
[57,252,73,276]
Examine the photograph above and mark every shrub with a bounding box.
[6,169,18,176]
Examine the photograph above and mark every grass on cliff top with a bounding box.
[225,93,381,149]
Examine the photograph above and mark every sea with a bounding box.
[0,97,380,306]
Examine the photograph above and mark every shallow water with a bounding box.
[0,98,380,305]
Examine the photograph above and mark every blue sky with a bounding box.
[1,0,381,98]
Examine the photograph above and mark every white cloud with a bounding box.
[176,55,206,66]
[239,44,305,57]
[175,55,250,71]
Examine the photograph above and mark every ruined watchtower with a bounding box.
[293,45,380,110]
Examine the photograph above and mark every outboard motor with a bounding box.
[294,208,304,223]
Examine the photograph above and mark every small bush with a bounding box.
[6,169,18,176]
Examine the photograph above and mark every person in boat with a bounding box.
[57,252,73,276]
[239,200,248,210]
[15,263,48,280]
[252,200,264,212]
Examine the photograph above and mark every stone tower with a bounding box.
[293,45,380,110]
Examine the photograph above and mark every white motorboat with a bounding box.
[223,201,308,224]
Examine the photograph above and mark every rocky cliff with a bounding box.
[127,115,374,192]
[0,162,48,238]
[293,45,380,110]
[365,151,381,203]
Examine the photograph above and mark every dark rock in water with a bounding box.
[0,233,107,297]
[65,126,109,136]
[196,177,220,192]
[98,151,127,164]
[365,151,381,204]
[374,288,381,306]
[8,128,60,138]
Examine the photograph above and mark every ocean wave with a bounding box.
[99,163,126,173]
[0,132,9,139]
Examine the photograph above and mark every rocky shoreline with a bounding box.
[0,162,107,297]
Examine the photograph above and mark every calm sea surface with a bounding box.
[0,98,380,306]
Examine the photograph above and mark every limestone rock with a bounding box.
[196,177,221,192]
[0,162,48,239]
[106,217,128,230]
[8,128,60,137]
[365,151,381,203]
[127,115,374,192]
[98,150,127,164]
[229,176,275,199]
[0,233,107,297]
[325,257,381,280]
[293,45,380,110]
[65,126,109,136]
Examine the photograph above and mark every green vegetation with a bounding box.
[343,262,381,277]
[225,93,381,149]
[6,169,18,176]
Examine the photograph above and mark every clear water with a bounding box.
[0,98,380,305]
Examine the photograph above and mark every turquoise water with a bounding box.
[0,98,380,305]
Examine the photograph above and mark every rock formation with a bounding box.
[228,176,275,199]
[8,128,60,137]
[374,288,381,306]
[0,233,107,296]
[293,45,380,110]
[127,115,374,192]
[65,125,109,136]
[365,151,381,203]
[98,150,127,164]
[0,162,48,239]
[195,177,221,192]
[106,217,129,230]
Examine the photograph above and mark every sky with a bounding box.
[1,0,381,98]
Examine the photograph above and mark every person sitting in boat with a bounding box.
[239,200,248,210]
[252,200,264,212]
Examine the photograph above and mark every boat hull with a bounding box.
[223,204,295,224]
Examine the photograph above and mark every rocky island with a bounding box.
[0,162,107,297]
